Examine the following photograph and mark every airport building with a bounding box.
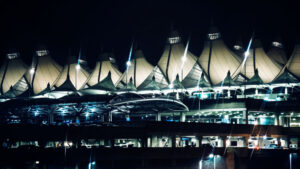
[0,26,300,154]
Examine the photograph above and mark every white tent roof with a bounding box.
[198,27,242,85]
[120,50,154,88]
[158,30,198,83]
[286,44,300,78]
[0,53,29,94]
[55,56,90,90]
[25,50,63,94]
[88,53,121,87]
[241,40,282,83]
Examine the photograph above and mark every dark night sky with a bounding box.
[0,0,299,71]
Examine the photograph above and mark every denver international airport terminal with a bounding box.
[0,25,300,169]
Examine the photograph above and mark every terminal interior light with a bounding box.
[76,64,81,70]
[30,68,35,74]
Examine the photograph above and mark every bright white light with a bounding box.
[272,41,283,48]
[85,112,89,117]
[30,68,35,74]
[181,56,186,62]
[244,51,250,57]
[208,153,214,158]
[76,64,80,70]
[208,33,221,40]
[263,135,267,139]
[169,84,174,89]
[35,161,40,164]
[126,61,131,66]
[234,45,242,50]
[254,120,258,125]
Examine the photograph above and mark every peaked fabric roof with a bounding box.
[246,69,264,85]
[170,74,185,89]
[241,39,282,83]
[198,28,242,85]
[120,77,137,91]
[158,30,198,83]
[267,43,287,65]
[216,71,237,87]
[89,71,116,91]
[88,53,121,87]
[0,53,29,95]
[140,76,160,90]
[55,55,90,90]
[272,68,299,84]
[25,51,63,94]
[121,49,154,88]
[286,44,300,78]
[197,72,211,88]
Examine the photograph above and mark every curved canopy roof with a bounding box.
[120,50,154,88]
[198,27,242,85]
[55,55,90,90]
[286,44,300,78]
[158,30,198,83]
[25,50,63,94]
[0,53,29,95]
[241,40,282,83]
[88,53,121,87]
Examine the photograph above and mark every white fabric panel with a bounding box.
[287,45,300,78]
[198,39,242,85]
[31,56,62,94]
[158,43,197,83]
[1,59,28,94]
[88,60,121,86]
[121,50,154,87]
[55,63,90,90]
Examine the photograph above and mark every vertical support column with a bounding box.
[110,138,115,148]
[171,134,176,148]
[180,112,186,122]
[156,112,161,122]
[244,136,250,148]
[286,137,291,149]
[108,111,112,122]
[141,137,147,148]
[151,135,158,147]
[277,137,282,147]
[221,136,227,148]
[243,110,249,125]
[275,113,280,126]
[48,112,54,125]
[196,135,202,147]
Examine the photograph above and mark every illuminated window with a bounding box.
[36,50,49,56]
[272,41,283,48]
[168,36,181,44]
[207,33,221,40]
[6,53,19,60]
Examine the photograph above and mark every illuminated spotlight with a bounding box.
[34,111,39,117]
[35,161,40,164]
[208,153,214,159]
[234,45,242,50]
[126,61,131,66]
[76,64,81,70]
[244,51,250,57]
[181,56,186,62]
[30,68,35,74]
[85,112,89,117]
[254,120,258,125]
[263,135,267,139]
[169,84,174,89]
